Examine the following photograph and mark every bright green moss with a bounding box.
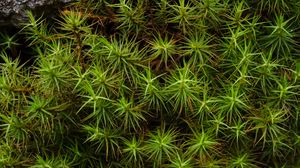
[0,0,300,167]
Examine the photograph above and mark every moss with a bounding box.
[0,0,300,167]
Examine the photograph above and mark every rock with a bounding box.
[0,0,76,26]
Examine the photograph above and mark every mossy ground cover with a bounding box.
[0,0,300,167]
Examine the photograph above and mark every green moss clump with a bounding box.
[0,0,300,167]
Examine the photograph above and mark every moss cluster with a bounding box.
[0,0,300,167]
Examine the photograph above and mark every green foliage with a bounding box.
[263,14,297,60]
[168,0,200,33]
[83,124,121,160]
[228,151,258,168]
[0,0,300,167]
[145,126,178,167]
[165,64,200,116]
[166,151,194,168]
[114,96,146,131]
[121,136,145,167]
[185,128,219,161]
[30,155,72,168]
[148,34,177,68]
[0,33,19,50]
[109,0,146,33]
